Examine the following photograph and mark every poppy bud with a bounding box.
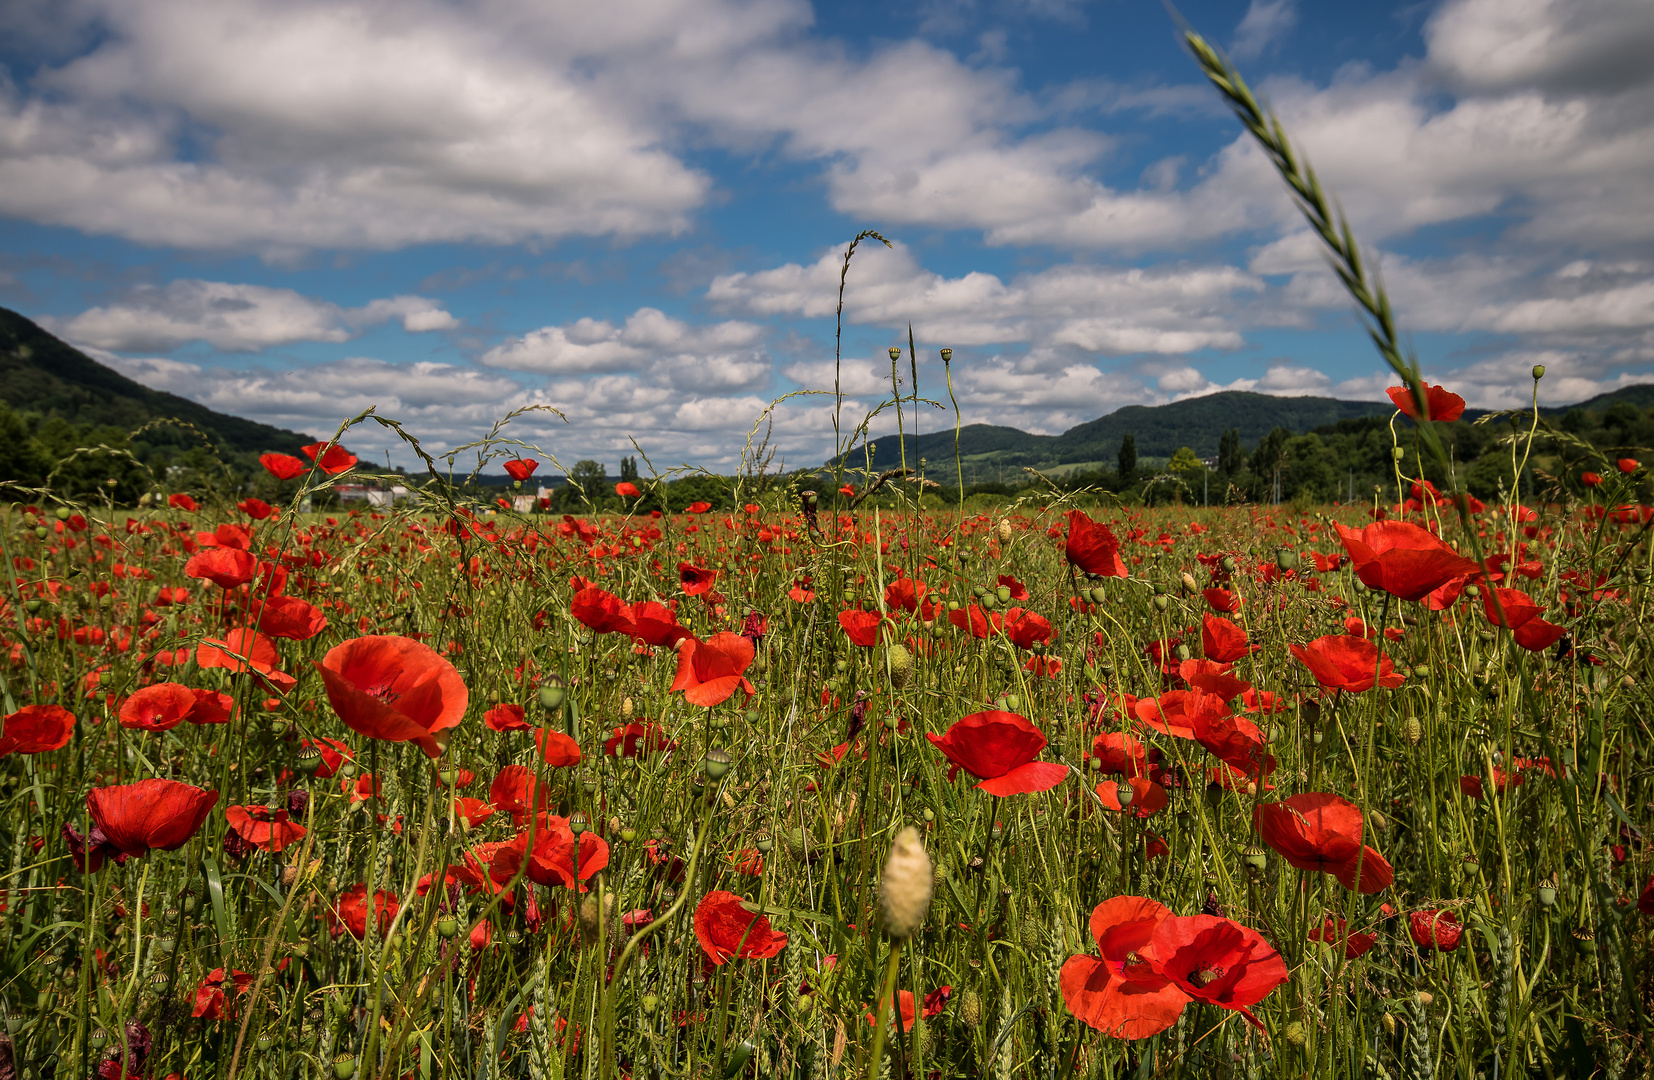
[1174,643,1191,662]
[1152,595,1169,612]
[996,519,1013,544]
[1392,447,1406,461]
[879,825,933,940]
[1275,547,1298,571]
[704,749,733,780]
[885,644,914,689]
[641,993,660,1016]
[1532,364,1545,380]
[959,990,982,1027]
[1284,1021,1306,1046]
[1180,572,1198,594]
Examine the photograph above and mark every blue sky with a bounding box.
[2,0,1651,474]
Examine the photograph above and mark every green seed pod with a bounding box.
[885,644,914,689]
[1241,845,1268,872]
[1532,364,1546,380]
[333,1055,359,1080]
[437,917,459,938]
[90,1028,110,1050]
[538,677,566,711]
[1284,1021,1306,1047]
[995,585,1012,605]
[959,990,983,1028]
[704,749,733,780]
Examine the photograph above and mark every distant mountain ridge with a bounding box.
[0,305,311,457]
[833,386,1654,476]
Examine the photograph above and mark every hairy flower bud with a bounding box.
[879,825,933,939]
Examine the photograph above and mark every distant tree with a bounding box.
[620,456,639,483]
[1118,433,1137,485]
[1218,428,1245,475]
[564,460,606,507]
[1167,446,1204,476]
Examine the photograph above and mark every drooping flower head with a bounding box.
[1254,793,1393,893]
[926,710,1068,795]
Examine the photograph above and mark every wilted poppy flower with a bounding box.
[225,805,307,853]
[571,586,636,635]
[534,728,582,767]
[615,481,641,498]
[1202,613,1258,664]
[1386,382,1465,423]
[118,683,199,732]
[192,967,253,1020]
[1254,793,1393,893]
[1065,511,1127,578]
[624,601,690,648]
[1408,909,1462,952]
[316,634,469,758]
[253,595,328,641]
[0,704,76,756]
[926,710,1069,796]
[1335,521,1481,602]
[83,779,220,868]
[485,703,530,732]
[197,629,296,694]
[605,722,676,758]
[259,453,307,481]
[693,890,787,965]
[1481,587,1566,652]
[1289,635,1406,693]
[1060,896,1188,1039]
[301,441,357,475]
[670,633,755,707]
[330,883,398,938]
[679,562,717,596]
[1149,914,1288,1027]
[838,608,887,647]
[503,458,538,481]
[1308,916,1377,959]
[184,547,257,590]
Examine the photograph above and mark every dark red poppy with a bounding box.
[625,601,690,648]
[254,595,328,640]
[534,728,582,767]
[187,688,234,725]
[1387,382,1466,423]
[926,710,1068,796]
[1148,914,1288,1027]
[1408,909,1462,952]
[83,779,219,868]
[605,722,677,758]
[184,547,258,590]
[693,890,787,964]
[0,704,75,756]
[301,441,358,475]
[1308,916,1377,959]
[1289,635,1406,693]
[330,883,398,938]
[316,634,469,758]
[1201,613,1258,664]
[503,458,538,482]
[570,585,634,634]
[1065,511,1127,578]
[670,633,754,707]
[118,683,198,732]
[225,805,307,853]
[1003,608,1053,650]
[1060,896,1188,1039]
[838,608,887,647]
[1334,521,1481,602]
[1254,793,1393,893]
[1637,876,1654,916]
[259,453,308,481]
[679,562,717,596]
[485,703,531,732]
[1481,587,1566,651]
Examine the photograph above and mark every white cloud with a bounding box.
[1232,0,1297,61]
[45,279,457,351]
[479,307,765,375]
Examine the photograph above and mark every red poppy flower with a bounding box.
[1254,793,1393,893]
[187,688,234,726]
[1481,587,1566,652]
[1308,916,1377,959]
[503,458,538,481]
[224,805,307,853]
[485,703,531,732]
[693,890,787,965]
[1289,635,1406,693]
[316,634,469,758]
[197,629,296,694]
[1179,659,1249,702]
[192,967,253,1020]
[301,441,357,475]
[254,595,328,640]
[300,736,353,779]
[679,562,717,596]
[605,722,677,758]
[118,683,199,732]
[1148,914,1288,1027]
[489,765,546,824]
[1334,521,1480,602]
[1003,608,1052,650]
[259,453,307,481]
[1581,471,1603,487]
[997,574,1029,600]
[168,493,198,512]
[1201,613,1258,664]
[1097,776,1169,817]
[1203,587,1241,613]
[1408,909,1462,952]
[926,710,1068,796]
[788,583,815,603]
[670,633,755,707]
[625,601,690,648]
[615,481,641,498]
[184,547,258,590]
[1060,896,1188,1039]
[1619,458,1640,474]
[686,501,712,514]
[1637,876,1654,916]
[1188,700,1273,780]
[534,728,582,767]
[571,586,636,635]
[85,779,219,867]
[838,608,887,647]
[1065,511,1127,578]
[517,819,610,890]
[1386,382,1465,423]
[0,704,76,756]
[867,987,953,1033]
[330,883,398,938]
[948,604,995,638]
[1087,731,1155,777]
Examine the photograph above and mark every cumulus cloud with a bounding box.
[1232,0,1297,61]
[46,280,457,351]
[479,307,765,376]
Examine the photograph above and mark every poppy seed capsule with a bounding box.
[704,749,733,780]
[333,1055,358,1080]
[538,677,566,711]
[879,825,933,940]
[885,644,914,689]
